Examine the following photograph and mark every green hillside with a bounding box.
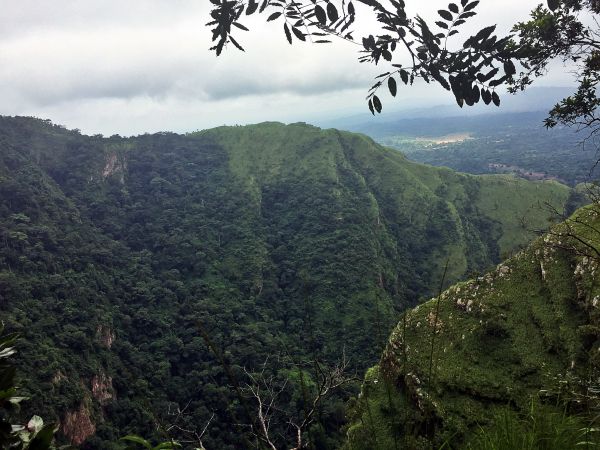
[345,204,600,449]
[0,117,578,448]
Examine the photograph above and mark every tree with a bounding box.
[510,1,600,137]
[207,0,599,135]
[241,355,354,450]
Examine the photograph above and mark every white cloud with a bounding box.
[0,0,577,135]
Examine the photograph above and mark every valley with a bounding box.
[339,111,597,187]
[0,116,582,448]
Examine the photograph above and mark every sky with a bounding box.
[0,0,577,136]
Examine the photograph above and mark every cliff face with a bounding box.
[95,325,114,349]
[91,372,115,405]
[345,204,600,449]
[62,403,95,446]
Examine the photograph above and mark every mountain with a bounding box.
[0,116,580,448]
[345,204,600,449]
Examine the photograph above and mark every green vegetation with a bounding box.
[0,324,56,449]
[0,116,579,447]
[345,204,600,449]
[466,401,600,450]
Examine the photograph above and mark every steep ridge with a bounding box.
[0,117,579,447]
[345,204,600,449]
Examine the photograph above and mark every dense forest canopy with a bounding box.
[0,116,579,448]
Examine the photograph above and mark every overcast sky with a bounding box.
[0,1,576,136]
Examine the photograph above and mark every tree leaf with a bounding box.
[0,348,16,360]
[229,36,245,51]
[472,84,480,103]
[291,26,306,41]
[430,70,451,90]
[482,88,492,104]
[232,22,249,31]
[373,95,382,113]
[27,416,44,434]
[448,3,459,13]
[548,0,560,10]
[492,91,500,106]
[438,9,453,21]
[464,1,479,12]
[482,67,499,82]
[284,23,292,44]
[473,25,496,42]
[327,2,339,22]
[503,59,516,76]
[400,70,409,84]
[267,12,282,22]
[348,1,355,15]
[314,5,327,24]
[121,435,154,449]
[27,423,57,450]
[246,0,259,15]
[388,77,397,97]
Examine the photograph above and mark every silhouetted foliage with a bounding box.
[208,0,600,138]
[207,0,517,112]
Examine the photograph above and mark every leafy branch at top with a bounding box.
[509,1,600,137]
[207,0,521,114]
[207,0,600,144]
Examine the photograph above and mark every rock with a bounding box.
[62,403,95,446]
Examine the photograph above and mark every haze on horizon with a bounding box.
[0,0,577,136]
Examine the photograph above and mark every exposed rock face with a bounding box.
[91,372,115,405]
[96,325,115,348]
[102,152,126,182]
[62,403,95,446]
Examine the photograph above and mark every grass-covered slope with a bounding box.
[345,204,600,449]
[0,117,580,448]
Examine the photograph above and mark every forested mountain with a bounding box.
[0,116,579,448]
[346,204,600,449]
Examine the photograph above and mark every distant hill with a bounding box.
[0,116,579,448]
[329,109,596,186]
[319,87,577,131]
[319,87,598,187]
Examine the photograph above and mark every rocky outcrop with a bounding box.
[102,151,126,182]
[91,372,115,405]
[96,325,115,348]
[346,205,600,449]
[62,403,95,446]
